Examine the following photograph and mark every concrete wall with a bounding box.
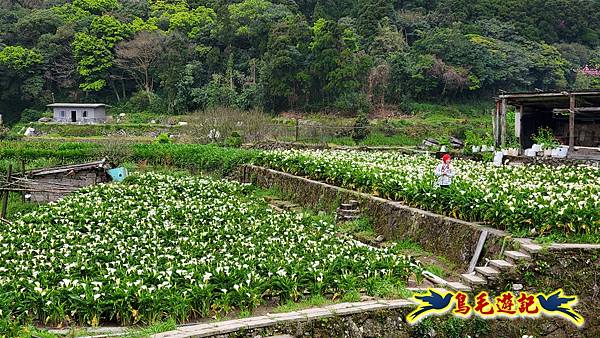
[52,107,106,123]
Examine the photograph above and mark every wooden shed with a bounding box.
[23,159,112,202]
[494,91,600,159]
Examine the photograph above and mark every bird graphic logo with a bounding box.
[536,289,585,327]
[407,289,454,324]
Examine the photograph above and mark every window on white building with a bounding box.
[60,111,65,117]
[83,111,87,118]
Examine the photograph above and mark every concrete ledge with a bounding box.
[152,299,413,338]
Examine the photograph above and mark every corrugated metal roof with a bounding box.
[28,159,110,177]
[47,103,107,108]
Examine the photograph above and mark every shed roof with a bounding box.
[47,103,108,108]
[28,159,110,177]
[496,91,600,109]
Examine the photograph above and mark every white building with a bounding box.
[47,103,107,123]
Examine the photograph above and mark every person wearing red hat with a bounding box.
[435,154,454,188]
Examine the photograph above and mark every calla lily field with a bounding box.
[0,173,417,328]
[256,149,600,237]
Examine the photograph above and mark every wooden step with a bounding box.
[461,273,487,286]
[446,281,472,292]
[520,243,543,254]
[489,259,515,271]
[504,250,531,261]
[475,266,500,278]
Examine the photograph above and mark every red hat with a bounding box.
[442,154,451,163]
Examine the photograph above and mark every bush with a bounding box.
[333,92,371,115]
[398,99,415,115]
[154,133,172,144]
[225,131,243,148]
[532,126,560,149]
[352,113,370,143]
[20,109,45,123]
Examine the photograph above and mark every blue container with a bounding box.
[108,167,128,182]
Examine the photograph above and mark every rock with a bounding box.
[512,283,523,291]
[375,235,385,242]
[208,129,221,140]
[178,121,188,126]
[24,127,36,136]
[493,151,504,166]
[119,113,126,117]
[38,117,52,122]
[423,138,440,147]
[449,136,464,148]
[150,120,156,124]
[360,295,375,302]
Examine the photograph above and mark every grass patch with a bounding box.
[393,239,424,253]
[338,217,376,241]
[341,290,362,302]
[364,278,412,299]
[273,295,334,313]
[424,264,446,278]
[533,233,600,244]
[123,319,177,338]
[6,192,44,219]
[238,309,252,319]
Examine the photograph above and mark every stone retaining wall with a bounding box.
[517,246,600,337]
[153,297,596,338]
[241,165,510,270]
[239,165,600,336]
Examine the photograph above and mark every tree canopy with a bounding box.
[1,0,599,121]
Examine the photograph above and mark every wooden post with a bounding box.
[569,94,576,152]
[500,98,507,147]
[1,164,13,219]
[20,160,25,202]
[515,105,522,147]
[493,100,499,147]
[294,118,299,143]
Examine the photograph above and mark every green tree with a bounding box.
[72,32,114,91]
[262,15,311,111]
[0,45,43,70]
[355,0,394,47]
[72,0,120,14]
[169,6,216,40]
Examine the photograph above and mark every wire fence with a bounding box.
[229,120,406,145]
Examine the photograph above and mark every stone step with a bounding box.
[338,215,360,220]
[446,281,472,292]
[504,250,531,261]
[341,201,359,209]
[474,266,500,278]
[337,208,360,214]
[520,243,543,254]
[461,273,487,286]
[489,259,515,271]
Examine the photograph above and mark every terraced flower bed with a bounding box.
[0,173,417,330]
[257,150,600,237]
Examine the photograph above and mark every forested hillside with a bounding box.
[1,0,600,122]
